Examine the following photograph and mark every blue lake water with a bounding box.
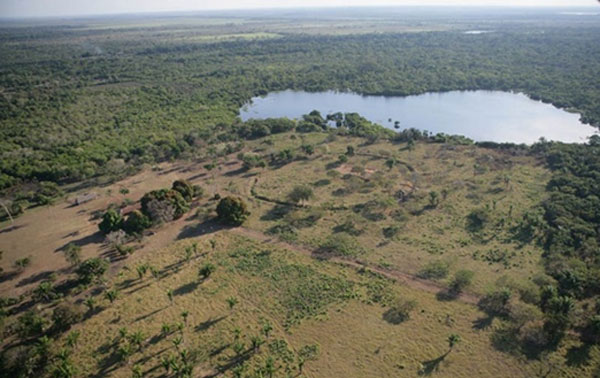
[240,90,597,144]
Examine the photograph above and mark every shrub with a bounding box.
[199,263,216,279]
[76,258,109,284]
[449,270,475,293]
[383,298,417,324]
[288,185,314,205]
[17,311,46,340]
[478,288,512,317]
[98,209,123,234]
[52,302,84,331]
[32,281,58,303]
[123,210,152,234]
[141,189,189,222]
[63,243,81,266]
[216,196,250,226]
[14,257,31,271]
[172,180,195,202]
[467,208,490,232]
[382,225,401,239]
[319,234,364,257]
[417,260,449,280]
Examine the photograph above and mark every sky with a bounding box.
[1,0,597,18]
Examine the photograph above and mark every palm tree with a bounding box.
[84,297,96,313]
[105,288,119,303]
[250,335,265,353]
[226,296,238,311]
[118,327,129,342]
[136,264,148,280]
[131,364,143,378]
[161,322,172,337]
[129,330,145,351]
[199,263,216,280]
[264,356,276,378]
[181,310,189,325]
[262,321,273,339]
[172,336,183,350]
[66,330,80,349]
[447,334,461,352]
[160,355,173,374]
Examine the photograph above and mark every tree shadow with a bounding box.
[472,315,494,330]
[195,315,226,332]
[16,270,56,287]
[0,270,21,283]
[173,281,199,297]
[436,289,459,302]
[0,224,26,234]
[134,306,167,323]
[418,351,450,376]
[260,204,292,221]
[566,343,593,367]
[382,308,409,325]
[177,218,226,240]
[54,231,104,252]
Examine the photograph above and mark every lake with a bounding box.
[240,90,597,144]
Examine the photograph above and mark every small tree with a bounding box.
[63,243,82,267]
[52,302,84,331]
[383,298,417,324]
[123,210,152,234]
[428,191,440,208]
[105,289,119,304]
[216,196,250,226]
[199,263,216,280]
[346,145,355,156]
[76,258,108,284]
[449,270,474,294]
[98,209,123,234]
[301,144,315,156]
[172,180,195,202]
[14,257,31,271]
[226,296,239,311]
[288,185,314,206]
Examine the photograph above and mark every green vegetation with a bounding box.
[2,9,600,378]
[216,196,250,226]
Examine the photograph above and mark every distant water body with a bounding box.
[240,90,597,144]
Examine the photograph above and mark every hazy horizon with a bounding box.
[1,0,598,19]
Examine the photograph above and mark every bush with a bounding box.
[478,288,512,317]
[17,310,46,338]
[172,179,195,202]
[76,258,109,284]
[449,270,475,293]
[123,210,152,234]
[98,209,123,234]
[319,234,364,257]
[383,298,417,324]
[52,302,84,331]
[141,188,189,222]
[199,263,216,279]
[467,208,490,232]
[288,185,314,205]
[216,196,250,226]
[417,260,449,280]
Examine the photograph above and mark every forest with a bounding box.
[1,14,600,200]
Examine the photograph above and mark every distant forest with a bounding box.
[1,20,599,193]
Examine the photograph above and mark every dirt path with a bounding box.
[228,227,480,305]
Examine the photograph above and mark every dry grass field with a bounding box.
[1,131,597,377]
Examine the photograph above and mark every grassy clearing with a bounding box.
[1,131,597,377]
